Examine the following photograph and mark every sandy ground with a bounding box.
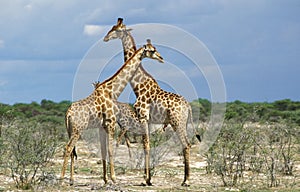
[0,130,299,191]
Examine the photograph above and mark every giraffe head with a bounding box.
[103,18,132,42]
[141,39,164,63]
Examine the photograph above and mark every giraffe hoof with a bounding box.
[181,181,190,187]
[69,179,74,186]
[103,179,108,184]
[141,182,152,186]
[58,178,65,186]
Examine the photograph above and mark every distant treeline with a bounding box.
[1,98,300,125]
[190,98,300,125]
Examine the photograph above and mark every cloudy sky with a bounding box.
[0,0,299,104]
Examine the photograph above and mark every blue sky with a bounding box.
[0,0,299,104]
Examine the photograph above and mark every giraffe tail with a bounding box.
[72,147,78,160]
[188,105,201,142]
[65,114,78,160]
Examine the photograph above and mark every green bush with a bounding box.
[1,119,59,190]
[205,122,253,187]
[205,120,299,189]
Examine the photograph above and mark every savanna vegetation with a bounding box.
[0,98,299,191]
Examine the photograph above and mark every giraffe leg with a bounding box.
[102,114,116,183]
[60,135,79,185]
[182,146,191,186]
[124,131,132,148]
[124,132,132,158]
[116,128,132,157]
[60,146,70,180]
[108,127,116,182]
[116,128,127,147]
[173,122,191,186]
[134,102,152,185]
[143,133,151,185]
[70,149,75,185]
[99,127,108,184]
[141,123,152,186]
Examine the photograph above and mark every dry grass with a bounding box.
[0,139,299,191]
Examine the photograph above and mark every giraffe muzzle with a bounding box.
[156,55,164,63]
[103,36,109,42]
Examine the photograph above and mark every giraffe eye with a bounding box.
[150,48,156,53]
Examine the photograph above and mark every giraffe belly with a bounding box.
[149,102,168,124]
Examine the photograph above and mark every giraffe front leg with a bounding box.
[102,160,108,184]
[104,115,117,183]
[99,127,108,184]
[108,134,116,183]
[142,133,152,186]
[134,102,152,185]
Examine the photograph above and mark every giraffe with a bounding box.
[62,82,143,184]
[104,18,201,186]
[60,39,164,185]
[92,81,144,157]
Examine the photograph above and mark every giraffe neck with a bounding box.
[121,32,136,62]
[120,31,161,97]
[100,47,145,100]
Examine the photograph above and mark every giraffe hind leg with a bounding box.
[70,149,75,185]
[116,128,127,147]
[182,146,191,186]
[60,135,79,185]
[172,123,191,186]
[69,146,78,185]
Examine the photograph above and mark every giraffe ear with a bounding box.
[126,28,133,32]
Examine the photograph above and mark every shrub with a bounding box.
[205,122,252,187]
[1,119,59,189]
[205,120,299,189]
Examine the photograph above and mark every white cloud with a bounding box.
[83,25,107,36]
[24,4,32,11]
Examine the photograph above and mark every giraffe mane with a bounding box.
[98,46,144,86]
[92,81,101,89]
